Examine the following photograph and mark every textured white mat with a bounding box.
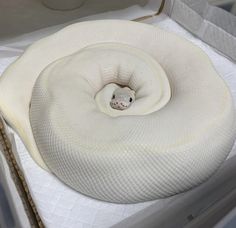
[1,14,236,228]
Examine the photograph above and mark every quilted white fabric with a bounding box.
[1,19,232,203]
[1,14,236,227]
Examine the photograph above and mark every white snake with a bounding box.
[6,20,234,203]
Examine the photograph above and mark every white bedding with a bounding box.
[1,14,236,228]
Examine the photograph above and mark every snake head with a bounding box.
[110,87,135,110]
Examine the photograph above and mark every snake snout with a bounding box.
[110,100,129,110]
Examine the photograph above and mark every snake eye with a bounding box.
[112,95,115,99]
[129,97,133,102]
